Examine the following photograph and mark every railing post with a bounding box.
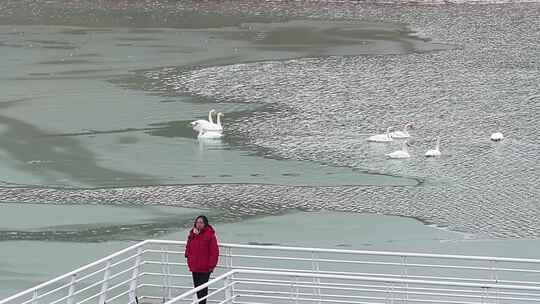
[224,275,232,302]
[166,248,172,300]
[481,286,488,304]
[224,245,234,272]
[489,260,500,304]
[390,282,395,304]
[385,282,391,304]
[31,290,38,304]
[66,274,76,304]
[289,275,294,303]
[228,247,236,303]
[311,251,321,303]
[294,276,300,304]
[490,260,498,283]
[160,246,171,301]
[129,247,143,304]
[401,256,409,303]
[98,260,112,304]
[220,246,236,303]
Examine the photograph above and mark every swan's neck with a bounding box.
[217,115,222,127]
[208,111,214,124]
[402,143,408,153]
[435,138,440,151]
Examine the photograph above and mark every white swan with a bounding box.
[205,112,224,132]
[367,127,393,142]
[425,137,442,157]
[390,123,413,139]
[490,132,504,142]
[197,127,223,139]
[386,141,411,159]
[190,109,216,132]
[216,112,223,130]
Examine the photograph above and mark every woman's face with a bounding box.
[195,218,205,230]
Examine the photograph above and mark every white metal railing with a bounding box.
[2,239,540,304]
[162,269,540,304]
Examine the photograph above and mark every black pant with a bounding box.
[192,272,211,304]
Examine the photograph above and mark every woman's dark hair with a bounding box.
[194,215,209,228]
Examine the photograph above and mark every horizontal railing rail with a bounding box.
[162,269,540,304]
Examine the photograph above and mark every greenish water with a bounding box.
[0,203,203,231]
[0,25,418,188]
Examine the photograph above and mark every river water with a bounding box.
[0,0,538,297]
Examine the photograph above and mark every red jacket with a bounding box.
[184,225,219,273]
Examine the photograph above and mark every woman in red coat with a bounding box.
[184,215,219,304]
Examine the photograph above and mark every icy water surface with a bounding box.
[0,23,417,188]
[0,1,538,241]
[137,3,539,238]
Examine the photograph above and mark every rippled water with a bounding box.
[140,3,539,238]
[0,1,538,239]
